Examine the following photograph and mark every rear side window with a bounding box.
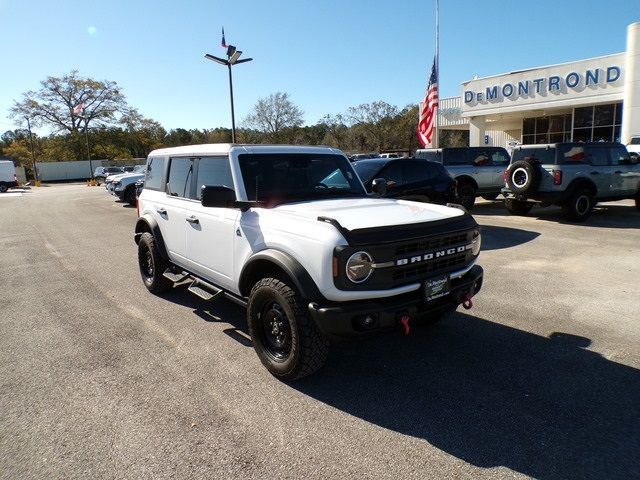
[144,157,166,190]
[470,151,490,166]
[512,148,556,165]
[196,156,234,200]
[556,145,586,163]
[442,149,469,165]
[415,151,441,163]
[403,161,442,182]
[167,157,194,198]
[585,147,609,166]
[490,149,510,166]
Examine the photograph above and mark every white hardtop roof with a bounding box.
[148,143,344,157]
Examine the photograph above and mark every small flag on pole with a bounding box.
[221,27,227,48]
[417,57,439,147]
[73,103,86,115]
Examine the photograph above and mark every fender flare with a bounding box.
[455,175,479,192]
[134,214,169,261]
[239,249,323,301]
[565,178,597,198]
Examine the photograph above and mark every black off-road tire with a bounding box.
[481,193,499,201]
[125,185,137,206]
[0,184,7,193]
[247,277,329,381]
[507,160,541,194]
[138,232,173,294]
[457,183,476,210]
[505,198,534,216]
[562,188,594,222]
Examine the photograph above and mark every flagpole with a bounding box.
[434,0,440,149]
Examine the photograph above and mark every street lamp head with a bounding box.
[228,49,243,64]
[204,53,229,65]
[226,45,237,57]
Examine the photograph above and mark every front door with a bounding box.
[183,156,239,290]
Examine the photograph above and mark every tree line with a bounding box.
[1,71,467,169]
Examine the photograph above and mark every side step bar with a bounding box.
[188,279,223,301]
[165,269,248,308]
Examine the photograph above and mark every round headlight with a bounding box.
[346,251,374,283]
[471,230,482,256]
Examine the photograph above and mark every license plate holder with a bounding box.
[424,274,451,302]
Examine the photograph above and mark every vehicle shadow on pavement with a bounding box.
[163,286,252,347]
[480,225,540,251]
[292,313,640,480]
[474,201,640,228]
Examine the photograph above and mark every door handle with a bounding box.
[156,208,167,215]
[590,171,599,175]
[186,215,199,224]
[614,170,622,174]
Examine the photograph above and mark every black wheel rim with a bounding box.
[575,195,590,215]
[140,245,154,280]
[258,301,292,361]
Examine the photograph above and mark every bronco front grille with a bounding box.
[394,233,468,257]
[392,253,467,281]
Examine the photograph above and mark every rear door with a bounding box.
[183,156,239,289]
[584,146,613,197]
[442,148,470,182]
[156,156,194,263]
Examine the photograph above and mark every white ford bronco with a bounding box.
[134,144,483,380]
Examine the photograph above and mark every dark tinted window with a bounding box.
[144,157,165,190]
[414,151,441,163]
[557,145,587,163]
[585,147,609,166]
[490,149,510,166]
[610,146,631,165]
[403,161,441,182]
[630,137,640,145]
[442,149,469,165]
[379,162,404,184]
[238,153,364,202]
[196,156,233,200]
[167,157,194,198]
[470,151,490,166]
[352,160,387,184]
[512,148,556,165]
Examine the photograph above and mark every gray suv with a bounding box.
[502,142,640,222]
[415,147,510,210]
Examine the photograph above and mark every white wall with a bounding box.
[35,160,107,181]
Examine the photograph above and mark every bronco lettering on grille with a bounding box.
[396,244,472,266]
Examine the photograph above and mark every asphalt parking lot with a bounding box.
[1,184,639,479]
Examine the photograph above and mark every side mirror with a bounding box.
[201,185,236,208]
[371,178,387,196]
[630,154,639,165]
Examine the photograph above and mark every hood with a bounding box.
[109,172,143,182]
[269,197,464,231]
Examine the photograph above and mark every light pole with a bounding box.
[25,117,40,185]
[205,45,252,143]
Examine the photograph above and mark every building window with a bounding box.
[522,114,571,144]
[572,103,622,142]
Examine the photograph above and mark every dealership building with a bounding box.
[438,21,640,150]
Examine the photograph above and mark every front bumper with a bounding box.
[308,265,483,337]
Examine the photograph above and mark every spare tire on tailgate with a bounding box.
[506,159,541,194]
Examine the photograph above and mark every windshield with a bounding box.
[352,159,387,183]
[133,165,145,173]
[238,153,366,204]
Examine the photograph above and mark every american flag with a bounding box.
[221,27,227,48]
[417,58,439,147]
[73,103,86,115]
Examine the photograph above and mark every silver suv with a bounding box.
[415,147,510,210]
[502,142,640,221]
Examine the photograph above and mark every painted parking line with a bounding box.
[0,192,23,198]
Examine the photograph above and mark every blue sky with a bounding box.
[0,0,638,134]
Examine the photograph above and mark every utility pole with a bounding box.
[25,117,39,184]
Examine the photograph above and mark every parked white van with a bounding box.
[0,160,18,192]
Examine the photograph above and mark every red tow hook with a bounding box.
[462,292,474,310]
[400,315,411,335]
